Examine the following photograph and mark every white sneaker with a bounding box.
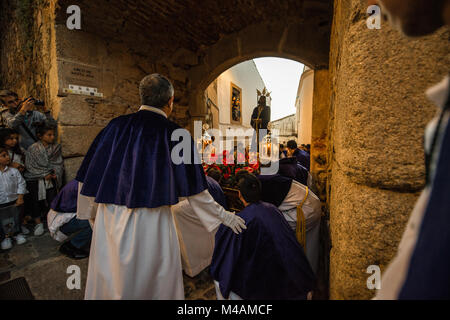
[14,234,27,245]
[21,226,30,235]
[1,238,13,250]
[34,223,44,236]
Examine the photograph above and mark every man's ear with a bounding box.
[169,96,175,109]
[238,190,246,205]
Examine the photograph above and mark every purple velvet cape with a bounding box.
[206,176,228,210]
[50,179,78,213]
[210,201,316,300]
[278,157,308,186]
[75,110,208,209]
[293,148,310,171]
[257,174,293,207]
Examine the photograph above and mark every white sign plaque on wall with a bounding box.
[58,59,103,97]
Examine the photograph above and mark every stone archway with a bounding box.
[2,0,448,300]
[185,19,330,122]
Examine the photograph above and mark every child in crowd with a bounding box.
[0,147,27,250]
[0,128,30,235]
[0,128,25,173]
[24,121,64,236]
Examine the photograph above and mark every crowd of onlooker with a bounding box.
[0,89,64,251]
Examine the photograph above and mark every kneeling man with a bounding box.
[210,173,316,300]
[257,174,322,274]
[47,180,92,259]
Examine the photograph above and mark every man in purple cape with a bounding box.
[211,173,316,300]
[75,74,246,300]
[257,173,322,275]
[286,140,310,171]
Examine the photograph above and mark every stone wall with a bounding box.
[53,25,200,180]
[311,69,331,203]
[0,0,58,110]
[270,114,297,145]
[328,0,450,299]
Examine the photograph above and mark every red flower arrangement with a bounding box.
[203,154,260,188]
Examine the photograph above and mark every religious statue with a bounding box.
[250,87,271,152]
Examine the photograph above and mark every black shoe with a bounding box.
[59,242,89,260]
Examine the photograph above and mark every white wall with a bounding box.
[215,60,267,137]
[296,68,314,145]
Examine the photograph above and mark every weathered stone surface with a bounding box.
[93,103,129,126]
[64,157,84,182]
[10,256,88,300]
[311,69,330,201]
[59,126,104,157]
[332,5,449,192]
[328,0,450,299]
[283,22,330,69]
[56,25,103,66]
[329,169,420,300]
[56,95,95,126]
[6,0,449,301]
[1,232,215,300]
[171,48,199,68]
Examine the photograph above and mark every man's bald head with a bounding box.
[139,74,174,109]
[368,0,449,37]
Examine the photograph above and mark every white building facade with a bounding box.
[205,60,268,147]
[295,66,314,145]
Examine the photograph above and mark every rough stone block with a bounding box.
[171,48,199,67]
[55,25,101,65]
[204,33,240,71]
[59,125,104,157]
[238,22,286,58]
[64,157,84,182]
[56,95,94,126]
[329,168,420,299]
[93,103,128,126]
[10,255,88,300]
[333,22,449,191]
[283,22,330,69]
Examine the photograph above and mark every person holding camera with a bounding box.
[0,90,57,150]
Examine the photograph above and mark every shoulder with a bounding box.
[27,142,41,152]
[6,167,21,176]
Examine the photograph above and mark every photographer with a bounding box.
[0,90,57,150]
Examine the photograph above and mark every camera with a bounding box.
[20,96,45,108]
[28,97,45,106]
[33,99,45,106]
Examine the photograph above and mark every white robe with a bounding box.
[278,180,322,274]
[172,199,219,277]
[77,183,225,300]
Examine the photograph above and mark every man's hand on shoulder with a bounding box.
[220,210,247,234]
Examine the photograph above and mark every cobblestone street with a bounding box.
[0,231,216,300]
